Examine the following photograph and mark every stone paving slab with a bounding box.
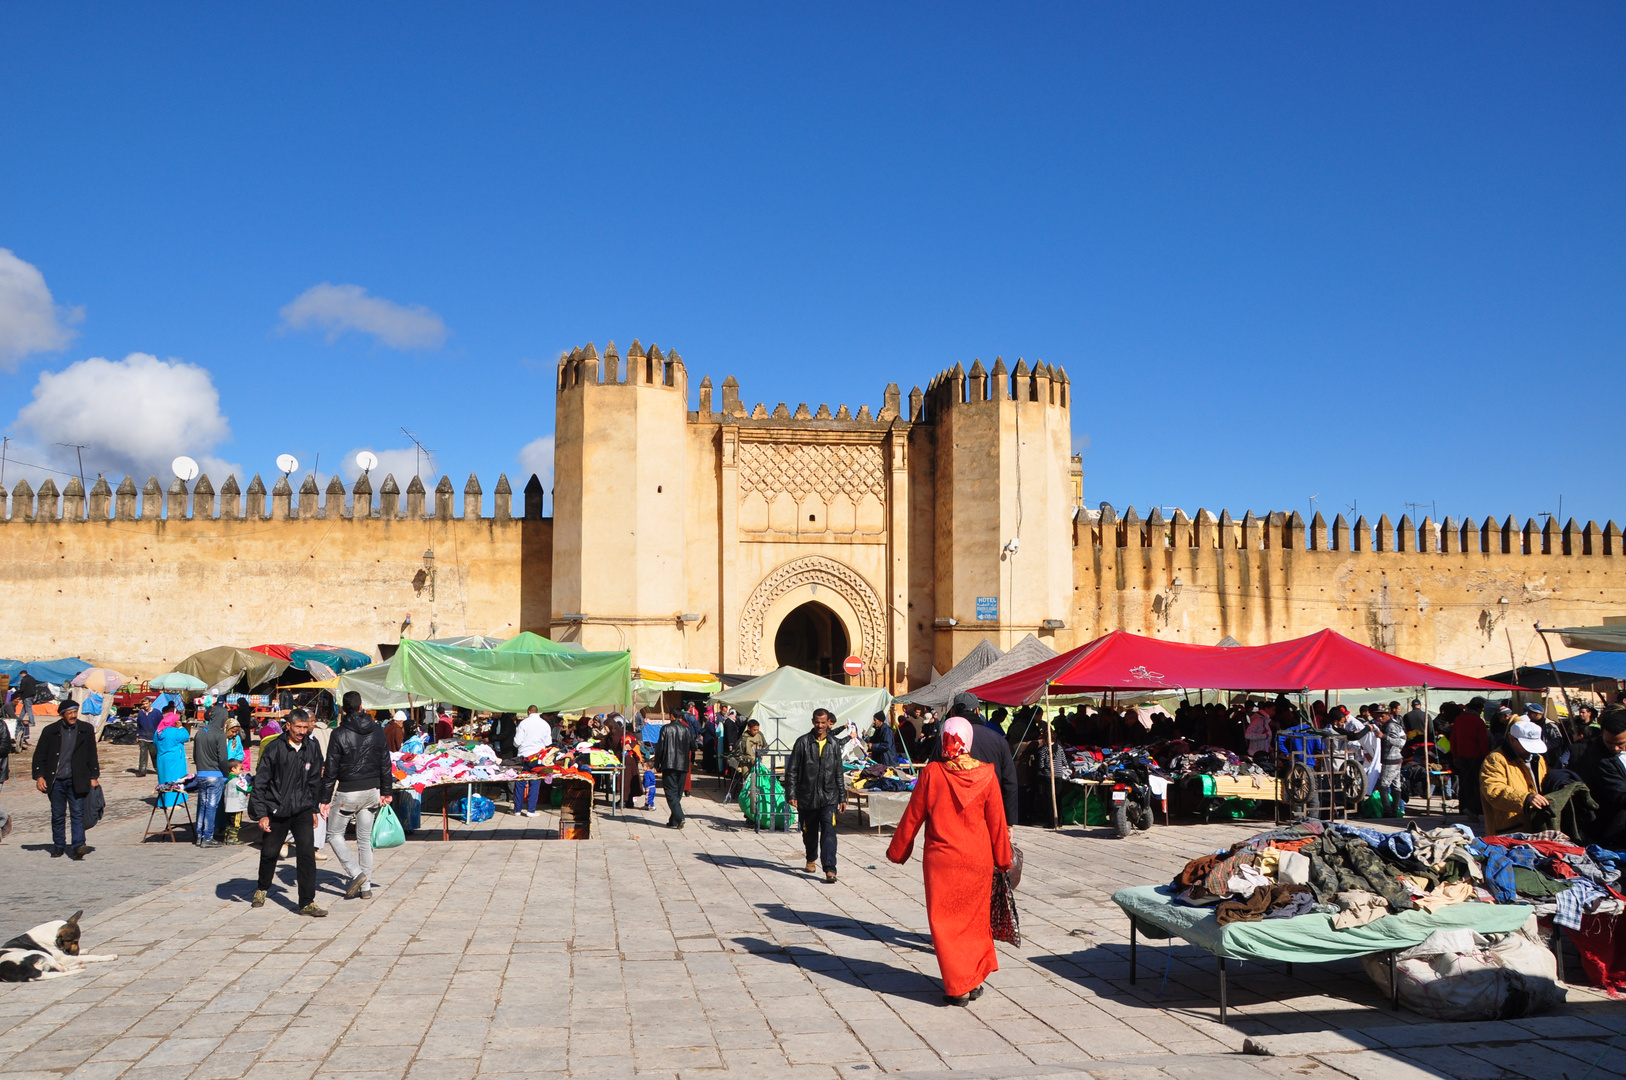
[0,782,1620,1079]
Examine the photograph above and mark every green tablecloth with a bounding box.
[1112,885,1535,963]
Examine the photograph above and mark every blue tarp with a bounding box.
[1548,651,1626,680]
[0,657,92,684]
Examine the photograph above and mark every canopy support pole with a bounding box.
[1044,684,1059,831]
[1536,626,1577,725]
[1422,685,1433,818]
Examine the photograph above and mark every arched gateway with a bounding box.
[740,555,887,684]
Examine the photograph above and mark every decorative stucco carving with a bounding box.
[740,554,887,681]
[738,442,885,502]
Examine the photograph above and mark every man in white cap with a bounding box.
[1479,716,1549,836]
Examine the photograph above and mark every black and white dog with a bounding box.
[0,912,118,982]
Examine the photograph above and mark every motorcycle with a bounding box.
[1108,763,1157,838]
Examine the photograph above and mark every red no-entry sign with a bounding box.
[842,655,864,677]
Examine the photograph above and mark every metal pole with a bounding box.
[1536,627,1577,727]
[1044,685,1059,830]
[1421,686,1433,817]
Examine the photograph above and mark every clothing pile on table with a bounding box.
[1471,831,1626,993]
[1170,820,1495,928]
[846,761,915,793]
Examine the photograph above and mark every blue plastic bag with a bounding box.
[371,804,406,848]
[448,794,495,823]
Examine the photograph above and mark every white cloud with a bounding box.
[518,434,553,489]
[0,249,83,371]
[343,446,434,485]
[11,353,233,482]
[279,283,448,350]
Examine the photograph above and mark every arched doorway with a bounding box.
[774,601,850,681]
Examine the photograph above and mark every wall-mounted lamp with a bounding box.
[1041,619,1065,630]
[934,617,958,628]
[422,548,436,600]
[680,613,704,622]
[1171,576,1184,601]
[560,613,587,622]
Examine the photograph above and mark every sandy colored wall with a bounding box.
[0,506,551,677]
[1073,508,1626,675]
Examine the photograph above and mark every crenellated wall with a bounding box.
[1074,506,1626,676]
[6,338,1612,687]
[0,471,553,675]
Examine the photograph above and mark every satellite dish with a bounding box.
[171,456,199,482]
[355,451,379,473]
[276,454,299,475]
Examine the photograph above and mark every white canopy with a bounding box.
[712,666,892,746]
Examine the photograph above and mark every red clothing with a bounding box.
[1451,712,1490,759]
[886,760,1014,996]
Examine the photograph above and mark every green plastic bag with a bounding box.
[371,804,406,849]
[738,762,791,829]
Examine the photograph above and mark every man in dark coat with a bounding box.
[785,708,846,883]
[933,692,1019,829]
[1574,707,1626,847]
[249,709,327,916]
[31,700,99,859]
[654,717,695,829]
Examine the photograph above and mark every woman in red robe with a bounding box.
[886,717,1015,1004]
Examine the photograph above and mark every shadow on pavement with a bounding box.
[731,936,944,1001]
[755,903,934,952]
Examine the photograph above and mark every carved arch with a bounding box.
[740,555,887,683]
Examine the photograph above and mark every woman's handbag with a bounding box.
[1006,845,1024,891]
[991,870,1021,946]
[371,804,406,849]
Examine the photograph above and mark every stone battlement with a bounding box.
[0,472,549,523]
[924,357,1070,418]
[693,376,908,426]
[1085,504,1623,556]
[557,340,685,391]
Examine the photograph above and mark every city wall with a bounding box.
[0,471,552,675]
[1075,506,1626,678]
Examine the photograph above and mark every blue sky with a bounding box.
[2,4,1622,526]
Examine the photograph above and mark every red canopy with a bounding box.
[249,644,299,662]
[969,628,1515,705]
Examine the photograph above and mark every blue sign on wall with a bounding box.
[975,596,999,621]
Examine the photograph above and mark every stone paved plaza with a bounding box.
[1,755,1622,1080]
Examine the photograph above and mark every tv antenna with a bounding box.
[1,436,9,486]
[56,442,89,490]
[1403,501,1436,521]
[400,427,433,481]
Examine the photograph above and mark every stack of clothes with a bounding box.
[391,740,523,792]
[847,761,915,793]
[1171,821,1491,928]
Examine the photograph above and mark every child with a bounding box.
[222,760,250,844]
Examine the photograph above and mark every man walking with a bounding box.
[31,700,100,859]
[250,709,327,916]
[321,692,393,900]
[192,704,229,847]
[1451,697,1491,818]
[785,708,846,884]
[654,714,695,829]
[511,706,552,817]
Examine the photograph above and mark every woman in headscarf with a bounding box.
[154,709,192,808]
[886,717,1014,1005]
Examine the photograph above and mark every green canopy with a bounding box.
[173,646,288,691]
[494,630,582,654]
[334,663,416,710]
[386,637,632,713]
[711,666,891,745]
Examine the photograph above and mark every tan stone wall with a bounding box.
[0,486,551,676]
[1074,508,1626,675]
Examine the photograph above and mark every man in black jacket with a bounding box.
[250,709,327,916]
[654,716,696,829]
[31,700,99,859]
[322,692,394,900]
[934,692,1019,829]
[1574,708,1626,847]
[785,708,846,883]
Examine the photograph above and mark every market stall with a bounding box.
[1112,819,1568,1022]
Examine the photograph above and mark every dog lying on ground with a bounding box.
[0,911,118,982]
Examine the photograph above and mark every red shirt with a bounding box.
[1451,711,1490,759]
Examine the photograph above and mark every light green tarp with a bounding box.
[335,633,589,710]
[1113,885,1534,963]
[1553,625,1626,652]
[386,637,632,713]
[711,666,891,745]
